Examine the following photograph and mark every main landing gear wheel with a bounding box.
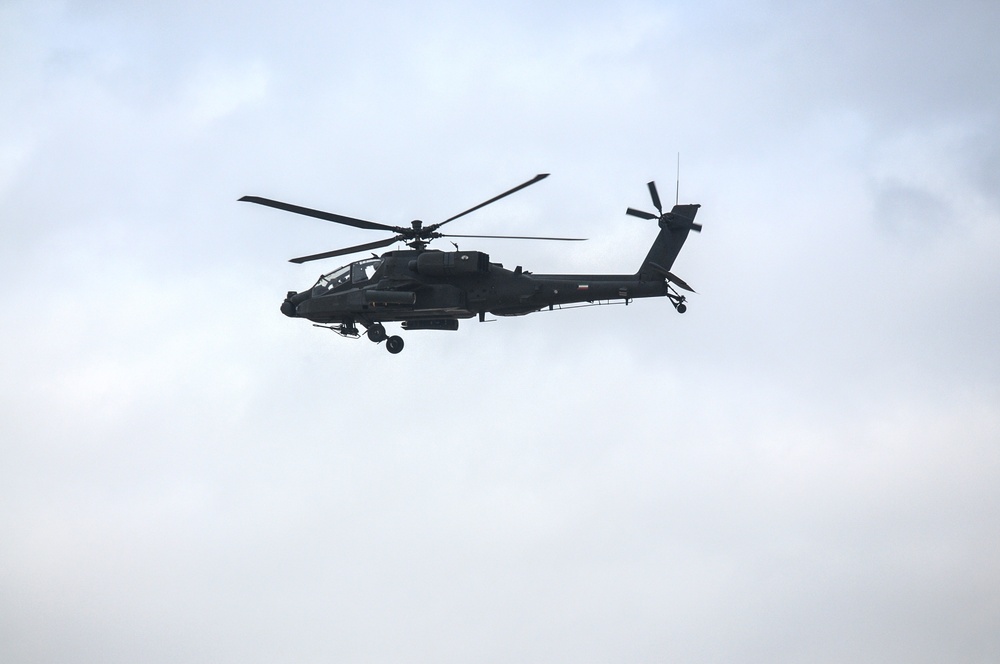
[385,335,404,354]
[367,323,387,343]
[676,303,687,314]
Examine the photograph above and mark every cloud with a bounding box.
[2,1,999,662]
[180,61,269,129]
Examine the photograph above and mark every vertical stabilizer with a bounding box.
[637,204,701,279]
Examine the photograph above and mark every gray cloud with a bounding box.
[2,0,999,662]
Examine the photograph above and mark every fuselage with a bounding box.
[283,249,669,325]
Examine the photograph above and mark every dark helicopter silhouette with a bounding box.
[240,174,701,353]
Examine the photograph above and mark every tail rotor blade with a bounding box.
[664,212,703,233]
[626,207,658,220]
[647,181,663,215]
[670,219,703,233]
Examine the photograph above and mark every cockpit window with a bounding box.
[314,265,351,294]
[352,258,381,283]
[313,258,382,295]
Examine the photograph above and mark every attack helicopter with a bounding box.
[240,174,701,353]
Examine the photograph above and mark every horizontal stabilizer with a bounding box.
[646,261,696,292]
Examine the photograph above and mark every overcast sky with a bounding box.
[3,1,999,662]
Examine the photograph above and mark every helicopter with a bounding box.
[240,174,701,353]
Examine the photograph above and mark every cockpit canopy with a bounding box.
[312,257,382,295]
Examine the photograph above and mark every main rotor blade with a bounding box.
[240,196,397,232]
[441,233,587,241]
[626,207,658,220]
[647,181,663,215]
[289,236,400,264]
[432,173,550,229]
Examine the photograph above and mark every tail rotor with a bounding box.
[626,180,703,233]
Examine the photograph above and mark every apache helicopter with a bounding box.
[240,174,701,353]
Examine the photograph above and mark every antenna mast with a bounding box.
[675,152,680,205]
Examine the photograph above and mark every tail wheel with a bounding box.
[385,335,404,354]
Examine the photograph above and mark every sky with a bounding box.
[2,0,999,661]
